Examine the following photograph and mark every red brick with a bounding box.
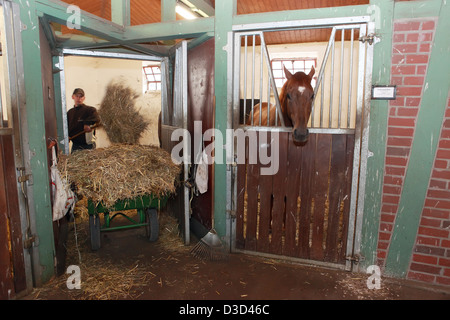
[415,245,446,256]
[427,189,450,200]
[406,54,429,64]
[389,97,405,107]
[383,175,403,186]
[397,86,423,96]
[420,216,442,228]
[434,159,449,169]
[404,76,425,86]
[436,276,450,286]
[382,204,398,214]
[406,33,419,42]
[383,194,400,204]
[422,208,450,219]
[388,137,413,147]
[421,20,436,31]
[442,239,450,248]
[391,76,404,86]
[436,149,450,160]
[397,107,419,117]
[380,222,393,232]
[407,271,435,283]
[419,32,434,42]
[438,139,450,149]
[428,179,447,189]
[416,235,440,246]
[393,33,405,43]
[383,185,402,195]
[385,166,406,176]
[388,126,414,137]
[412,254,438,265]
[392,54,406,64]
[385,156,408,167]
[380,213,396,223]
[410,262,441,275]
[438,258,450,267]
[425,198,450,210]
[378,231,392,241]
[417,65,428,74]
[432,168,450,179]
[394,21,421,32]
[377,250,387,259]
[419,43,432,53]
[418,226,449,238]
[388,117,416,127]
[377,241,389,250]
[444,119,450,128]
[405,97,421,107]
[392,65,416,75]
[442,129,450,139]
[393,43,418,54]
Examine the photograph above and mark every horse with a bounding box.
[247,66,315,144]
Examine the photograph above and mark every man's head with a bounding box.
[72,88,85,106]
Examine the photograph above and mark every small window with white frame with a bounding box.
[143,65,161,91]
[271,58,317,89]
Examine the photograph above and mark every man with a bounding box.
[67,88,100,153]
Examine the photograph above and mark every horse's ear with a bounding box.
[308,66,315,79]
[284,65,293,80]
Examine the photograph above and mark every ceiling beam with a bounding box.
[111,0,130,26]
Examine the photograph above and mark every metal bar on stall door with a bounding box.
[251,34,256,126]
[260,33,284,127]
[313,27,336,99]
[339,29,345,128]
[348,28,354,128]
[329,35,335,128]
[320,69,325,128]
[267,69,271,126]
[243,35,248,125]
[259,37,264,126]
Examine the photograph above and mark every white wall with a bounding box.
[64,56,161,149]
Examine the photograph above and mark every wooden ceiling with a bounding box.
[57,0,373,45]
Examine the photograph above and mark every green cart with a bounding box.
[87,194,167,250]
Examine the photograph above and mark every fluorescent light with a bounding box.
[176,4,197,20]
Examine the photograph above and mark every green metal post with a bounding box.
[111,0,130,26]
[14,0,55,285]
[214,0,235,238]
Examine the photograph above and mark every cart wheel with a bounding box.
[89,214,101,250]
[145,208,159,242]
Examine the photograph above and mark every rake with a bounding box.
[190,228,229,261]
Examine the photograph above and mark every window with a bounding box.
[143,65,161,91]
[271,58,317,88]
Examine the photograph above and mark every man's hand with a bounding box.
[84,124,93,132]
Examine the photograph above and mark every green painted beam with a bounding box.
[214,0,235,238]
[13,0,55,285]
[359,0,394,270]
[161,0,177,22]
[385,0,450,278]
[122,17,215,43]
[111,0,130,26]
[233,4,370,26]
[394,0,441,19]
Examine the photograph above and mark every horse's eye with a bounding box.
[286,93,291,100]
[311,93,315,100]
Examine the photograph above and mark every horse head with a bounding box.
[281,65,315,144]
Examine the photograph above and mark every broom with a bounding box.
[190,97,228,261]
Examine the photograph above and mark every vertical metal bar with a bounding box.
[243,35,248,125]
[320,69,325,128]
[353,22,374,271]
[260,33,285,127]
[339,28,345,128]
[348,28,355,128]
[251,34,255,126]
[181,40,190,246]
[345,23,367,271]
[329,35,335,128]
[259,35,263,126]
[313,27,336,99]
[233,33,242,128]
[58,55,69,155]
[267,69,271,126]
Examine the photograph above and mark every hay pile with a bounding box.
[99,81,149,144]
[59,144,181,209]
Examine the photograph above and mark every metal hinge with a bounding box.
[23,234,38,249]
[17,167,32,184]
[346,254,365,264]
[359,34,376,45]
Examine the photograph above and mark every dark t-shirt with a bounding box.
[67,104,100,145]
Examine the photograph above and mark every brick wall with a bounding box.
[377,19,438,268]
[408,96,450,286]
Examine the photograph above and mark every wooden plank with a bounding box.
[256,131,273,253]
[325,134,347,263]
[310,134,332,261]
[235,141,247,249]
[245,136,260,251]
[269,132,289,254]
[337,134,355,264]
[283,133,303,257]
[297,134,316,259]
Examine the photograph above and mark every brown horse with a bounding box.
[247,66,315,143]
